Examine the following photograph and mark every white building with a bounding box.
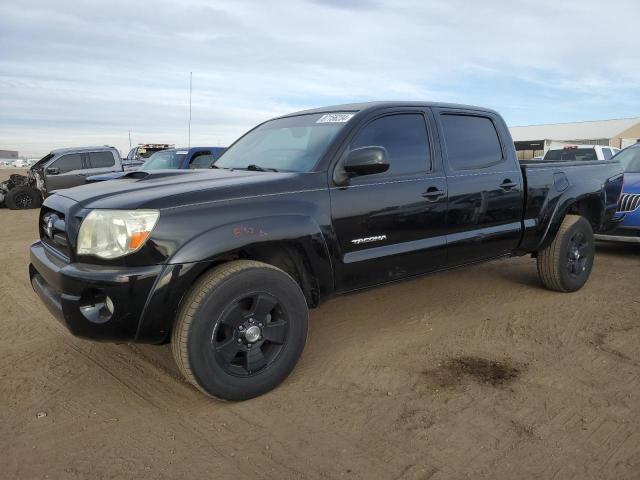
[509,118,640,160]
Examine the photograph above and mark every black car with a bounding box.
[29,102,623,400]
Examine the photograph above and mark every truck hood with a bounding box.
[623,172,640,193]
[53,169,313,210]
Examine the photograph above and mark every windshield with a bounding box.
[613,146,640,173]
[214,112,354,172]
[139,147,166,159]
[544,148,597,161]
[141,150,187,170]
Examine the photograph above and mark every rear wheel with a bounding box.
[171,260,309,400]
[537,214,595,292]
[5,186,42,210]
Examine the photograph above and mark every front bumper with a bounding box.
[29,241,163,342]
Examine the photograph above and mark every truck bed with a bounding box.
[518,159,624,253]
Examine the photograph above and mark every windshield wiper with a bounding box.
[231,164,279,172]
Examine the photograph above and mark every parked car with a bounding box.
[12,159,29,168]
[125,144,174,163]
[595,142,640,243]
[86,147,226,183]
[543,144,620,161]
[29,101,623,400]
[0,146,124,209]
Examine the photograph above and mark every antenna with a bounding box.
[188,72,193,148]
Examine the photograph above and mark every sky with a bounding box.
[1,0,640,158]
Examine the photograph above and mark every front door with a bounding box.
[433,109,524,266]
[330,111,448,291]
[45,153,86,192]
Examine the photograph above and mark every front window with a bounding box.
[141,150,187,170]
[614,146,640,173]
[214,112,354,172]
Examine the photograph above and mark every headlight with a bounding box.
[77,209,160,259]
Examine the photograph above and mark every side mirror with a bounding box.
[46,167,60,175]
[343,146,390,176]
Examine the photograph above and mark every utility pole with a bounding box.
[128,130,132,151]
[188,72,193,148]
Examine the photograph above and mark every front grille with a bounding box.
[617,193,640,213]
[40,208,71,258]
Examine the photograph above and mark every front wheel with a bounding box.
[171,260,309,400]
[537,214,595,292]
[5,186,42,210]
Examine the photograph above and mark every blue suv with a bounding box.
[596,143,640,243]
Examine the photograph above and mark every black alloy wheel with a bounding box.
[14,191,34,209]
[213,292,289,376]
[566,231,589,278]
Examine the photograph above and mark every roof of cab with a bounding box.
[50,145,117,154]
[282,101,498,118]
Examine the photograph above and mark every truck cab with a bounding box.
[126,144,174,164]
[543,144,620,161]
[1,146,124,209]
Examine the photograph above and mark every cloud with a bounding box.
[1,0,639,157]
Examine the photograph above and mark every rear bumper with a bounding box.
[29,241,163,342]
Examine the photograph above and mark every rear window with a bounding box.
[441,114,503,170]
[544,148,597,161]
[89,151,115,168]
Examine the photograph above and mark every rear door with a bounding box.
[86,150,120,175]
[434,109,523,266]
[329,109,448,291]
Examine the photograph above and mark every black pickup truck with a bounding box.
[29,102,623,400]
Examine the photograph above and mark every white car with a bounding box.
[12,159,28,168]
[543,144,620,161]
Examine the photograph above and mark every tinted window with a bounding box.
[89,151,115,168]
[189,152,214,169]
[602,148,613,160]
[441,115,503,170]
[51,153,83,173]
[350,114,430,175]
[544,148,597,161]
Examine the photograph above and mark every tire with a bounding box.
[537,214,595,292]
[171,260,309,400]
[5,186,42,210]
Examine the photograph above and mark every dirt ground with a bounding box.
[1,168,639,479]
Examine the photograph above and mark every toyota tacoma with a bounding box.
[29,102,624,400]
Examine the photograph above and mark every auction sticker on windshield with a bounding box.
[316,113,355,123]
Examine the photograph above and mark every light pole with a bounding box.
[188,72,193,148]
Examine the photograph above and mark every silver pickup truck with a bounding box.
[1,146,129,209]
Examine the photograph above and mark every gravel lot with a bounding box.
[1,169,639,479]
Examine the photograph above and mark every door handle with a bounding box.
[500,179,518,190]
[422,187,445,201]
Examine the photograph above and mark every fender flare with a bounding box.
[169,213,334,296]
[537,190,602,251]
